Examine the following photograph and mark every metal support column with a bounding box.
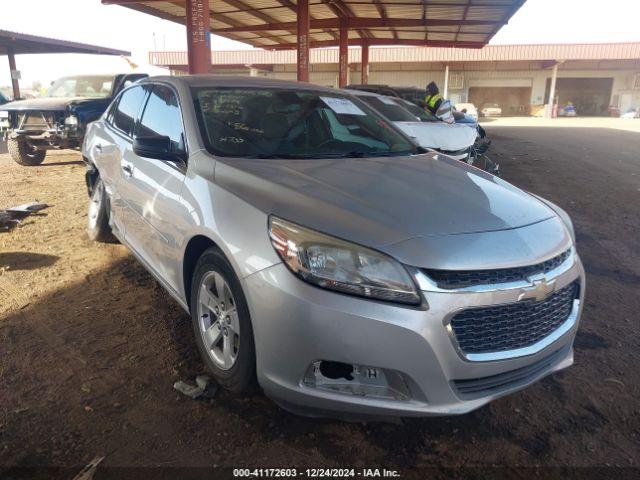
[443,64,449,99]
[546,63,559,118]
[338,20,349,88]
[361,41,369,85]
[185,0,211,74]
[297,0,310,82]
[7,48,20,100]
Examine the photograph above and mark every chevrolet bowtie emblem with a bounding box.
[518,277,556,302]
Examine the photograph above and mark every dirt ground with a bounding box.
[1,119,639,478]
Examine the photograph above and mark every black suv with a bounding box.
[0,73,147,166]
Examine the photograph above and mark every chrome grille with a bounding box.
[423,249,571,289]
[449,281,579,355]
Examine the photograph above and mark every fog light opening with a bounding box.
[303,361,411,401]
[319,361,354,381]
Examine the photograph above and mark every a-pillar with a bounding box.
[297,0,310,82]
[360,41,369,85]
[185,0,211,74]
[338,20,349,88]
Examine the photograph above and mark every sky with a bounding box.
[1,0,639,89]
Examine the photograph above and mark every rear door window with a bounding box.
[113,85,146,137]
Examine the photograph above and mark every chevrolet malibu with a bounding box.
[82,76,585,418]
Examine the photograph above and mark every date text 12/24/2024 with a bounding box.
[233,468,401,478]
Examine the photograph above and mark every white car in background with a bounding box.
[349,90,478,162]
[481,103,502,117]
[455,103,479,120]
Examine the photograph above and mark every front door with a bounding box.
[120,84,190,293]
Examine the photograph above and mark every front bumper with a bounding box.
[2,126,82,148]
[243,253,585,418]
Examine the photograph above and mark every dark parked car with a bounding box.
[0,73,147,165]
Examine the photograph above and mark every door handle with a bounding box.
[122,164,133,177]
[95,144,102,152]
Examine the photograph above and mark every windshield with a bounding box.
[396,89,424,104]
[193,87,418,159]
[46,76,114,98]
[357,95,420,122]
[393,98,439,122]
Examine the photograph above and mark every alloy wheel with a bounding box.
[197,271,240,370]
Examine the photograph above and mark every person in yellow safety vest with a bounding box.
[424,81,443,115]
[424,81,455,124]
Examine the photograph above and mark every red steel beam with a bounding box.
[297,0,310,82]
[372,0,397,40]
[211,17,500,33]
[454,0,471,43]
[185,0,211,73]
[267,38,485,49]
[222,0,296,43]
[329,0,370,40]
[273,0,339,41]
[360,40,369,85]
[338,20,349,88]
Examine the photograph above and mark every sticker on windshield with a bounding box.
[320,96,366,116]
[379,96,398,105]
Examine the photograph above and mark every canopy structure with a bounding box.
[103,0,525,86]
[0,29,130,99]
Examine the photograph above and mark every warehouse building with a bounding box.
[150,42,640,116]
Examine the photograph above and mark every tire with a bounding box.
[86,177,117,243]
[8,138,46,166]
[190,247,256,394]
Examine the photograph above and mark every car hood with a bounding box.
[0,97,97,112]
[394,121,477,151]
[215,152,556,252]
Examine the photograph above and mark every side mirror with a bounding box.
[133,135,185,162]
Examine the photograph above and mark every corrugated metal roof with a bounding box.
[149,42,640,67]
[107,0,525,49]
[0,29,130,56]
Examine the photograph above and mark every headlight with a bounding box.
[0,111,8,119]
[64,114,78,126]
[269,216,421,305]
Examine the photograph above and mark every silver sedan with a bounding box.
[82,75,585,419]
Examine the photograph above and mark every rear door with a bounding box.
[120,83,189,291]
[95,85,147,236]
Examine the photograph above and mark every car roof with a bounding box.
[345,89,380,97]
[140,75,341,94]
[347,84,390,89]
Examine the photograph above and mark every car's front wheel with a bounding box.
[8,138,46,166]
[190,248,256,394]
